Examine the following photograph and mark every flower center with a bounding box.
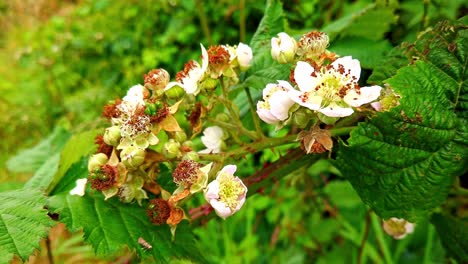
[218,173,245,210]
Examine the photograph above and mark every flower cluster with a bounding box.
[72,40,253,232]
[258,31,383,127]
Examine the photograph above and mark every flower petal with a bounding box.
[319,103,354,117]
[332,56,361,81]
[344,85,382,107]
[220,164,237,176]
[69,178,88,196]
[204,180,220,200]
[210,199,232,219]
[294,61,317,92]
[269,91,295,121]
[288,90,322,111]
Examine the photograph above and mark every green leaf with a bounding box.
[48,189,206,263]
[6,126,70,173]
[323,181,362,209]
[328,37,393,69]
[0,188,54,263]
[46,129,101,194]
[157,163,177,194]
[431,213,468,263]
[336,20,468,222]
[24,153,60,190]
[322,3,397,42]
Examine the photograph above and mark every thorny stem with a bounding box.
[46,236,54,264]
[358,210,372,264]
[219,79,258,140]
[244,87,265,139]
[195,0,213,44]
[191,149,325,223]
[198,126,355,163]
[371,213,394,264]
[239,0,246,43]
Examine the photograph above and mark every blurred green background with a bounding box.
[0,0,466,263]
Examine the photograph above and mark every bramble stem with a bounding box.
[358,210,371,264]
[195,0,212,44]
[371,213,394,264]
[244,87,265,139]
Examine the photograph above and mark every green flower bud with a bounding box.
[103,126,121,146]
[120,146,146,169]
[88,153,108,172]
[174,131,187,143]
[182,151,199,162]
[317,113,339,125]
[215,113,230,123]
[165,85,185,100]
[202,77,218,91]
[182,140,194,149]
[162,139,181,159]
[292,108,312,128]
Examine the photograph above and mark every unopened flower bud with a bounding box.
[271,32,297,64]
[297,31,329,58]
[292,108,312,128]
[236,43,253,71]
[144,69,170,91]
[120,146,145,169]
[88,153,108,172]
[215,113,230,123]
[163,139,181,159]
[103,126,121,146]
[174,131,187,143]
[202,77,218,90]
[182,151,199,162]
[382,218,415,239]
[165,85,185,100]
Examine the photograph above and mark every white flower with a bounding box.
[204,165,247,219]
[165,44,208,95]
[199,126,224,154]
[382,217,415,240]
[256,80,295,124]
[121,84,146,113]
[271,32,297,64]
[69,178,88,196]
[236,42,253,71]
[289,57,382,117]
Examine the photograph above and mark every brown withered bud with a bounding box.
[188,102,203,129]
[297,126,333,154]
[102,99,122,119]
[207,45,230,75]
[146,198,171,225]
[95,135,113,157]
[172,160,200,187]
[89,164,118,191]
[149,106,170,123]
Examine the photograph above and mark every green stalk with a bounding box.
[244,87,265,139]
[371,213,394,264]
[423,224,435,264]
[239,0,246,43]
[195,0,213,44]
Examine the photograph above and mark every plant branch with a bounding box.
[239,0,246,43]
[358,210,371,264]
[195,0,213,44]
[244,87,265,139]
[371,212,394,264]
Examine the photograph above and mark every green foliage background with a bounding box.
[0,0,466,263]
